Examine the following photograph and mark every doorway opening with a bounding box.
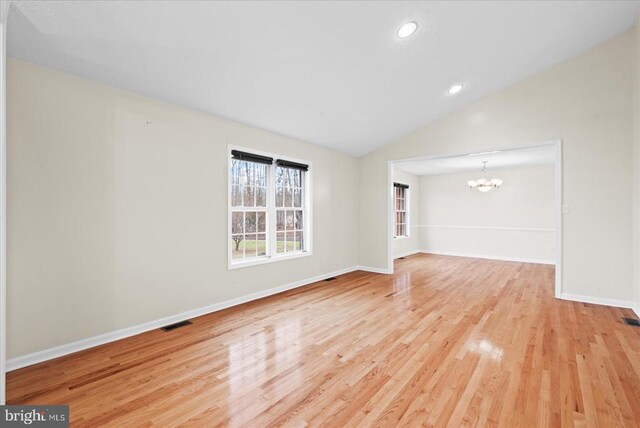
[387,140,562,297]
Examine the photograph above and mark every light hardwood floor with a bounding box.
[7,254,640,427]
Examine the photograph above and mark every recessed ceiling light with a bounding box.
[397,22,418,39]
[448,84,464,95]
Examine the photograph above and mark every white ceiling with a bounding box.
[394,145,556,176]
[7,1,640,157]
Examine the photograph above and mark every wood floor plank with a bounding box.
[6,254,640,427]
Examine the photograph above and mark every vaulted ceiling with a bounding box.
[8,1,640,156]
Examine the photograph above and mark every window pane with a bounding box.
[292,170,301,187]
[257,212,266,233]
[275,167,284,187]
[277,210,285,231]
[231,235,244,259]
[232,212,244,234]
[275,187,284,207]
[280,168,291,187]
[293,231,300,251]
[239,161,251,186]
[284,188,292,207]
[243,186,255,207]
[255,164,267,187]
[231,160,239,184]
[286,210,294,230]
[245,212,256,233]
[256,187,267,207]
[286,231,295,252]
[295,210,303,230]
[256,233,266,256]
[276,232,285,253]
[293,188,302,207]
[240,162,249,186]
[246,234,258,257]
[232,185,242,207]
[248,163,257,186]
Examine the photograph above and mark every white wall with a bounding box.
[418,165,555,263]
[359,30,635,304]
[7,59,360,359]
[392,168,420,258]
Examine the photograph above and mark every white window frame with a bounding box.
[394,183,410,239]
[228,145,313,270]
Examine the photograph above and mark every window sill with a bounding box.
[228,250,312,270]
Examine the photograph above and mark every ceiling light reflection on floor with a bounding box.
[468,339,504,361]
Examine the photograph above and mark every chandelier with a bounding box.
[467,161,502,192]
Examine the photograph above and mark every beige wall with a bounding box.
[7,59,360,358]
[634,18,640,313]
[418,165,555,262]
[392,168,420,258]
[359,31,634,303]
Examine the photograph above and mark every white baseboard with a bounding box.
[631,303,640,318]
[393,249,422,259]
[7,266,359,372]
[560,293,634,310]
[421,250,555,265]
[356,265,392,274]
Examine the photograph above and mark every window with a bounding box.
[394,182,409,238]
[229,148,311,268]
[275,161,305,254]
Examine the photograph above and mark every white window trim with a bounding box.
[228,145,313,270]
[393,184,410,239]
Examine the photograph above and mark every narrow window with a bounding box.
[275,160,308,254]
[230,151,271,261]
[394,182,409,238]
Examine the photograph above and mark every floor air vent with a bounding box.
[324,277,337,282]
[623,318,640,327]
[161,320,192,332]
